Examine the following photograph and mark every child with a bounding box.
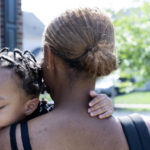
[0,48,113,128]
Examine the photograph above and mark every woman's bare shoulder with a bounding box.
[25,111,70,150]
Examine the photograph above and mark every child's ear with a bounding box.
[24,98,39,116]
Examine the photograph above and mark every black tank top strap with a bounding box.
[129,114,150,150]
[119,114,150,150]
[10,123,18,150]
[20,122,32,150]
[119,116,143,150]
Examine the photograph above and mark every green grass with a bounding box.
[39,92,52,101]
[114,92,150,104]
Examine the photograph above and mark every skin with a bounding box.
[88,91,113,119]
[0,68,39,128]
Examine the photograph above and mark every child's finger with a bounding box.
[88,99,107,112]
[89,90,98,97]
[98,110,113,119]
[89,106,110,117]
[89,94,106,107]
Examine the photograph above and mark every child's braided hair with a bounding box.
[0,47,45,97]
[0,47,54,119]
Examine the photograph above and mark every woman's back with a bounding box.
[26,109,129,150]
[1,108,150,150]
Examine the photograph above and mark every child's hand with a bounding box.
[88,91,113,119]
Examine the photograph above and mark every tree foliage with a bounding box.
[111,2,150,85]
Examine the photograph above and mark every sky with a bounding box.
[22,0,143,25]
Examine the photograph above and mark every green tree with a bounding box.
[112,2,150,85]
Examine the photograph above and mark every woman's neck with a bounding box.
[51,78,95,112]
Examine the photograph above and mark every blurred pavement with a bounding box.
[114,110,150,117]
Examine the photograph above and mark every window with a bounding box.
[4,0,17,50]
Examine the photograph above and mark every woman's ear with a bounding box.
[24,98,39,116]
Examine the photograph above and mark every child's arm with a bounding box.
[88,91,113,119]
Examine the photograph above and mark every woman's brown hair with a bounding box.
[43,8,117,77]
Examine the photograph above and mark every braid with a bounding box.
[0,47,46,96]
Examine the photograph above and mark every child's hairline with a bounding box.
[0,66,40,101]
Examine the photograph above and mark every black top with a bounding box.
[119,114,150,150]
[10,122,32,150]
[10,123,18,150]
[21,122,32,150]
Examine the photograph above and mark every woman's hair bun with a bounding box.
[80,43,118,77]
[43,8,118,77]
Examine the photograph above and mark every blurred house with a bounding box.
[0,0,44,59]
[23,11,45,52]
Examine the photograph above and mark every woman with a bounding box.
[0,8,150,150]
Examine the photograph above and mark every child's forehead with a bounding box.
[0,68,12,78]
[0,68,20,86]
[0,69,24,98]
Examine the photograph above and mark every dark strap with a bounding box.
[119,114,150,150]
[129,114,150,150]
[10,123,18,150]
[21,122,32,150]
[119,116,143,150]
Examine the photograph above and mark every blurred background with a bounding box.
[0,0,150,116]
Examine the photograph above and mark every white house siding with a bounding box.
[23,36,42,51]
